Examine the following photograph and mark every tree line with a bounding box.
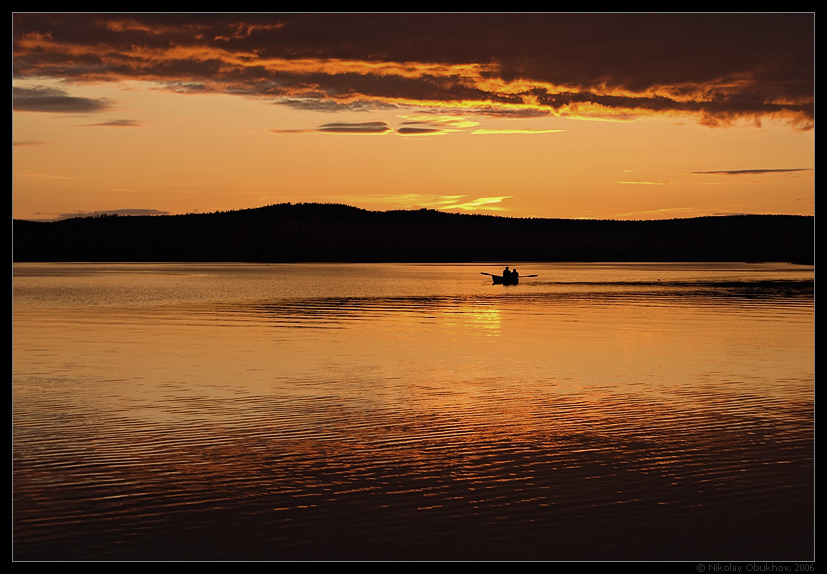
[12,203,814,264]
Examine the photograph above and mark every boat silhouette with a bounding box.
[481,271,537,285]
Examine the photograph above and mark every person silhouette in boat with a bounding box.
[503,266,512,281]
[511,268,519,282]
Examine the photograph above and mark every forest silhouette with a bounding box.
[12,203,814,264]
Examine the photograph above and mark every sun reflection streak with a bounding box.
[455,301,503,335]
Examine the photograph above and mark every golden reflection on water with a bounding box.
[13,263,814,560]
[450,300,503,335]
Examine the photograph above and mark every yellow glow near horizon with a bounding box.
[12,78,814,221]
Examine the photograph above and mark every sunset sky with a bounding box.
[12,12,814,221]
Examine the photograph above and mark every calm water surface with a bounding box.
[12,262,814,561]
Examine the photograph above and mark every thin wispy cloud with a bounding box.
[12,85,112,113]
[438,196,513,211]
[13,169,76,181]
[692,168,812,175]
[81,119,142,127]
[471,129,564,135]
[272,118,562,137]
[272,119,458,136]
[317,121,392,134]
[617,180,673,185]
[394,126,446,135]
[333,194,512,213]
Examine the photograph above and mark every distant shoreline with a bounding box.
[12,203,814,265]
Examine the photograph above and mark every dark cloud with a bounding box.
[12,85,112,113]
[395,119,452,135]
[272,120,446,135]
[395,127,445,135]
[12,13,814,128]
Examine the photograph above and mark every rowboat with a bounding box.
[491,274,519,285]
[481,272,537,285]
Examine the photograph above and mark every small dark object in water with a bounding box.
[481,271,537,285]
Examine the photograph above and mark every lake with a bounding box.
[12,262,815,561]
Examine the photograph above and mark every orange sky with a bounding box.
[12,13,814,221]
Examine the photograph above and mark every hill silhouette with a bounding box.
[12,203,814,264]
